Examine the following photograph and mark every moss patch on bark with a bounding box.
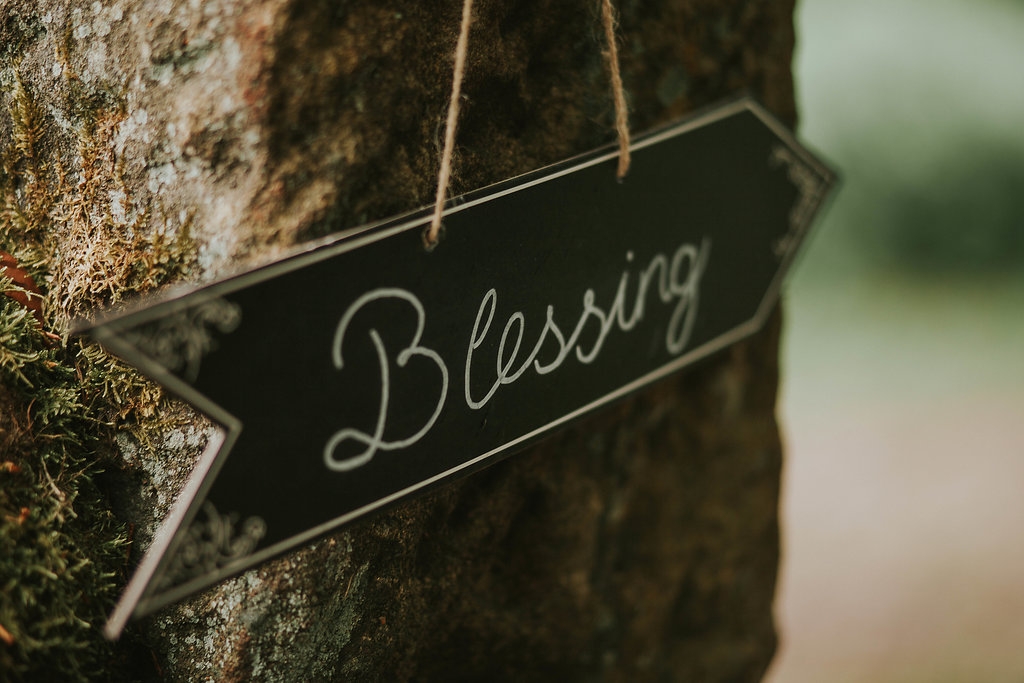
[0,51,195,680]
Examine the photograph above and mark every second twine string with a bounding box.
[425,0,632,249]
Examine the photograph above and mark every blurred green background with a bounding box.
[798,0,1024,279]
[770,0,1024,681]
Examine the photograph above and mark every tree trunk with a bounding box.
[0,0,794,679]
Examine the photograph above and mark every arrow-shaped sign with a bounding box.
[87,97,835,637]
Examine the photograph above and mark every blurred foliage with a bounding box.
[795,0,1024,280]
[836,134,1024,274]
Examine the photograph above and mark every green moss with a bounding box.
[0,52,195,680]
[0,294,124,681]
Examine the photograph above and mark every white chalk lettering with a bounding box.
[464,238,711,410]
[327,238,711,471]
[323,288,449,472]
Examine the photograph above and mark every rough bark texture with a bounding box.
[0,0,794,679]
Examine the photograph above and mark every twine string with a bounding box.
[426,0,632,249]
[425,0,475,249]
[600,0,631,180]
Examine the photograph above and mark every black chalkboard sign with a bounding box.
[87,97,835,636]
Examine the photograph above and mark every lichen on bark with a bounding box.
[1,0,795,679]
